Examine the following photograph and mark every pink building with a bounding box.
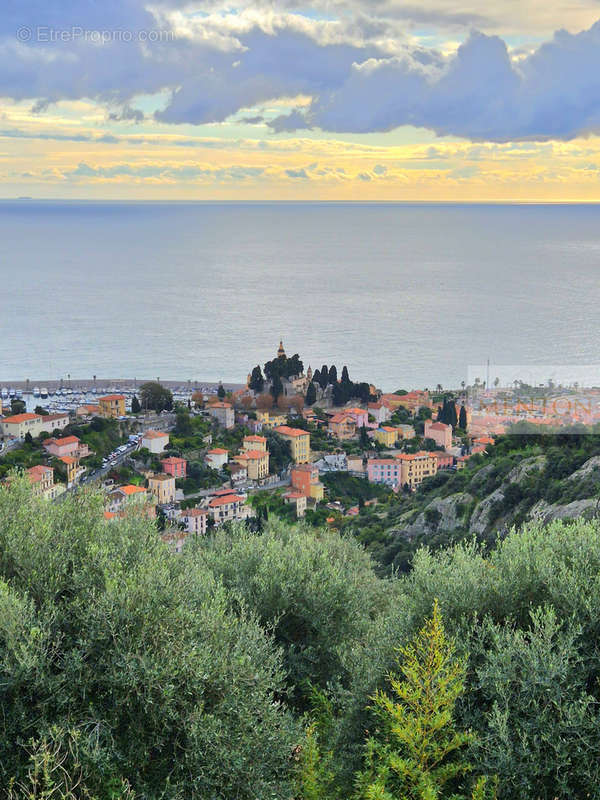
[43,435,90,459]
[367,458,401,487]
[161,456,187,478]
[345,407,369,428]
[424,420,453,450]
[433,451,454,469]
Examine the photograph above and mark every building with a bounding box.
[433,451,454,469]
[368,402,391,425]
[328,413,357,440]
[207,493,251,525]
[396,424,416,439]
[1,412,69,440]
[424,420,453,450]
[374,427,398,447]
[256,410,287,429]
[148,473,176,505]
[161,456,187,478]
[43,435,90,460]
[290,463,325,501]
[181,507,209,535]
[274,426,311,463]
[367,458,402,487]
[207,402,235,429]
[234,449,270,481]
[381,391,432,413]
[205,448,229,469]
[160,530,190,554]
[345,407,369,428]
[229,462,248,483]
[98,394,126,418]
[26,465,65,500]
[141,430,169,454]
[283,490,307,518]
[242,434,267,452]
[347,455,365,474]
[107,484,148,513]
[59,455,85,488]
[396,451,438,489]
[76,404,100,417]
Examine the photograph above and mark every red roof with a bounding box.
[143,430,169,439]
[208,494,244,507]
[99,394,125,401]
[244,435,266,442]
[59,456,78,465]
[27,464,52,482]
[183,508,208,517]
[207,448,228,455]
[119,485,146,496]
[274,426,309,438]
[161,456,186,465]
[3,413,40,424]
[44,435,79,448]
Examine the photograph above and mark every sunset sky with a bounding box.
[4,0,600,200]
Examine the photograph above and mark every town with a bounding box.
[3,341,600,552]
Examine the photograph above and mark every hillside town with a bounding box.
[3,341,600,550]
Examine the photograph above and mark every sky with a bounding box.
[4,0,600,200]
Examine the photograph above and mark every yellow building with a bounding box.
[148,473,176,505]
[257,410,287,429]
[98,394,126,418]
[60,455,84,488]
[396,451,438,489]
[242,435,268,452]
[234,449,270,481]
[374,426,398,447]
[274,426,310,464]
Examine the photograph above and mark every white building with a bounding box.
[141,430,170,454]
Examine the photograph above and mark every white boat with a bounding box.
[40,388,48,398]
[1,387,7,399]
[33,386,40,397]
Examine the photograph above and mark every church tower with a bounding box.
[277,340,286,358]
[307,365,313,381]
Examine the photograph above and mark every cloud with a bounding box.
[285,167,309,178]
[3,3,600,141]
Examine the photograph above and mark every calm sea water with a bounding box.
[1,201,600,391]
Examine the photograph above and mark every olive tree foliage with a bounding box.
[398,519,600,800]
[0,479,300,799]
[187,519,399,707]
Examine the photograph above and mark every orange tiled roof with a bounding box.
[208,494,244,507]
[183,508,208,517]
[207,448,228,455]
[44,435,79,447]
[275,426,309,438]
[27,464,52,482]
[244,435,267,442]
[2,413,40,424]
[161,456,186,465]
[239,449,267,460]
[143,429,169,439]
[59,456,78,465]
[99,394,125,401]
[119,485,146,496]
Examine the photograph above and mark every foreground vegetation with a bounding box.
[3,480,600,798]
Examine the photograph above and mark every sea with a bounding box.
[2,200,600,392]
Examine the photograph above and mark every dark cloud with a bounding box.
[108,105,145,123]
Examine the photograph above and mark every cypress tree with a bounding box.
[306,382,317,406]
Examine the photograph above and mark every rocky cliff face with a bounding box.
[386,454,600,545]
